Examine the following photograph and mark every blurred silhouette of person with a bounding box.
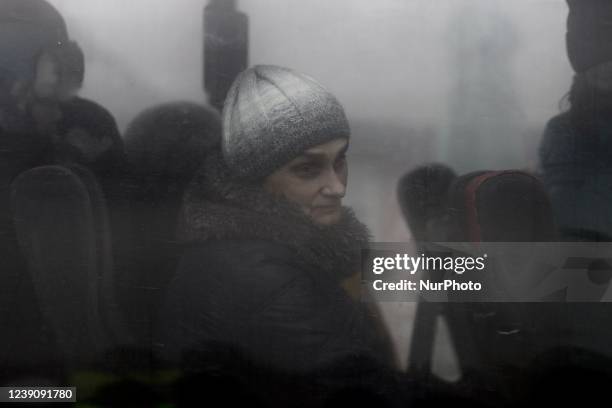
[0,0,70,379]
[1,0,127,381]
[1,0,68,185]
[1,0,124,177]
[538,5,612,401]
[31,37,126,190]
[540,0,612,241]
[122,101,221,345]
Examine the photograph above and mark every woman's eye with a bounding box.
[334,155,347,170]
[292,163,320,178]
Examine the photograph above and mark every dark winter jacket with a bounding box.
[539,111,612,240]
[158,152,399,404]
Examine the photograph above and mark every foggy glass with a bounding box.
[42,0,571,374]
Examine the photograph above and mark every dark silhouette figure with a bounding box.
[540,0,612,241]
[122,101,221,345]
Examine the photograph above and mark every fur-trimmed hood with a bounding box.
[179,150,370,281]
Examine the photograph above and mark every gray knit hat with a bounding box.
[221,65,350,180]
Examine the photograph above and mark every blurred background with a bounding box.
[46,0,572,373]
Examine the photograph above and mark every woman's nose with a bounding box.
[321,170,346,198]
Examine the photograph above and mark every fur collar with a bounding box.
[179,151,370,281]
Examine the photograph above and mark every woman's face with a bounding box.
[263,138,349,226]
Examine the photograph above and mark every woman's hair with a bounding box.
[567,73,612,134]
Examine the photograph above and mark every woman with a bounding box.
[159,65,397,404]
[539,0,612,241]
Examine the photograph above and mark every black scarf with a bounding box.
[179,151,370,281]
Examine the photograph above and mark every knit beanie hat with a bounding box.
[566,0,612,73]
[0,0,68,84]
[221,65,350,180]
